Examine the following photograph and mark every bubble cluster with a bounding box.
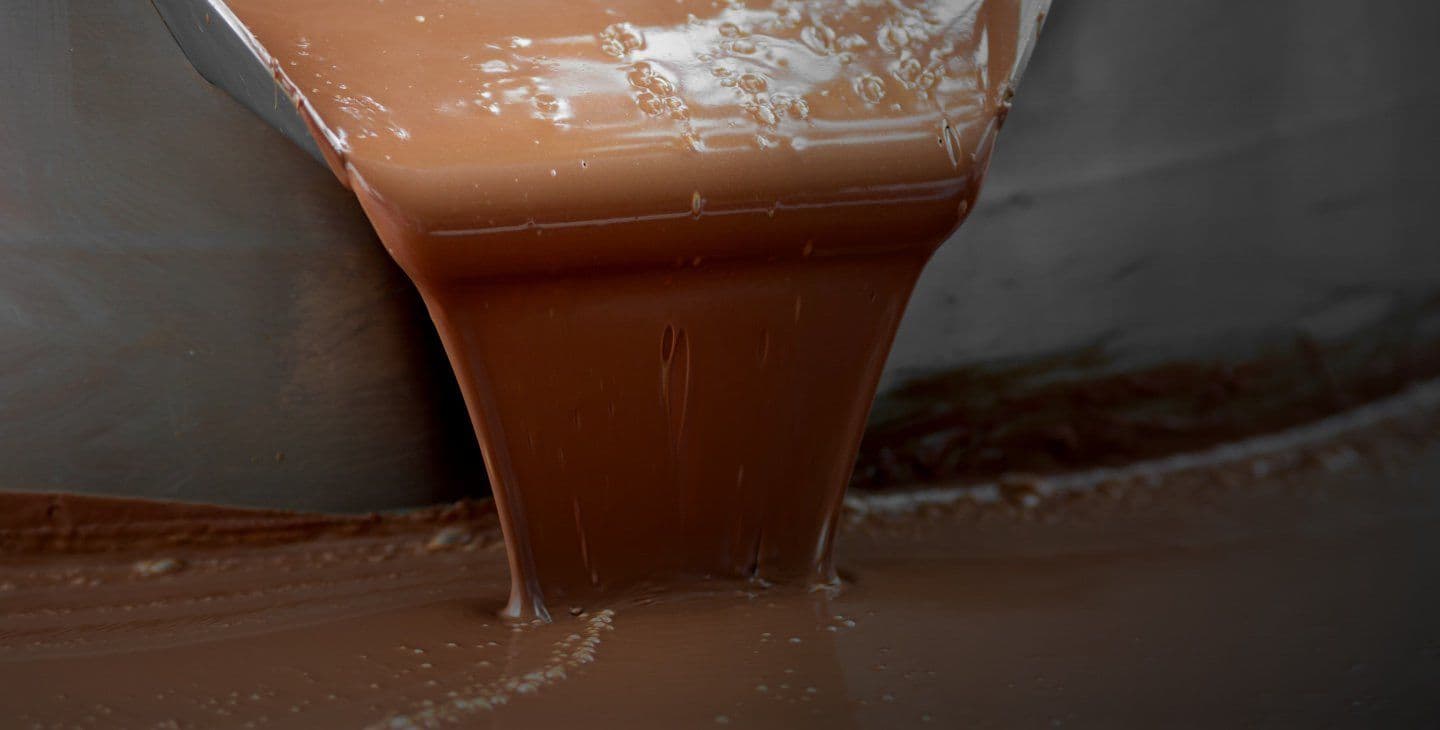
[370,609,618,729]
[678,0,985,148]
[628,62,689,122]
[699,17,818,146]
[716,20,759,55]
[599,22,646,57]
[771,93,810,120]
[626,60,703,151]
[754,0,970,110]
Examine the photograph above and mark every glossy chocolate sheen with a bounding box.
[225,0,1022,618]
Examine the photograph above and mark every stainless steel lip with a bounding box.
[151,0,326,163]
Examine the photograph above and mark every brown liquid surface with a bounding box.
[219,0,1024,617]
[5,400,1440,728]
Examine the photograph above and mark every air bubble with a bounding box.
[892,57,922,87]
[533,93,561,115]
[627,62,655,88]
[636,92,665,116]
[854,74,886,104]
[737,73,767,94]
[730,38,757,55]
[718,22,745,38]
[648,76,675,96]
[917,68,939,90]
[877,23,910,53]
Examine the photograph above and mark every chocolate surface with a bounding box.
[5,386,1440,728]
[219,0,1026,616]
[13,3,1439,724]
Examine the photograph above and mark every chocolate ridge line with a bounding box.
[0,494,497,555]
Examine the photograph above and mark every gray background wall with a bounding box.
[2,1,1437,511]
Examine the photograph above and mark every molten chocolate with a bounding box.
[223,0,1024,618]
[6,394,1440,728]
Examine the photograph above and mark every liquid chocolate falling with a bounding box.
[224,0,1023,619]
